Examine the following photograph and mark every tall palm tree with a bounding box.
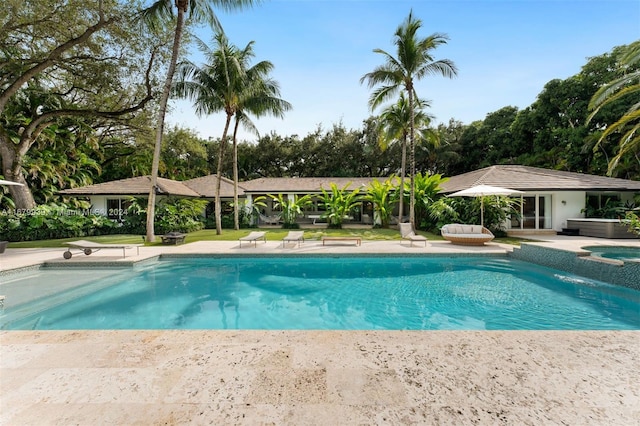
[174,31,248,234]
[588,41,640,176]
[141,0,257,242]
[361,10,457,227]
[229,67,291,230]
[377,92,432,222]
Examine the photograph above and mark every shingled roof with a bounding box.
[183,174,244,198]
[439,165,640,193]
[240,177,380,193]
[59,176,200,197]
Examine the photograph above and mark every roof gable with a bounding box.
[59,176,200,197]
[440,165,640,192]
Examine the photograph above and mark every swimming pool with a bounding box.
[1,256,638,330]
[583,245,640,262]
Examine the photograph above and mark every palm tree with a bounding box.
[377,92,433,222]
[588,41,640,176]
[229,67,291,230]
[360,10,457,227]
[173,32,253,234]
[141,0,256,242]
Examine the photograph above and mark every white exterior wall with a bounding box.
[552,191,585,231]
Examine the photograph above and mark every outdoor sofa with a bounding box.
[440,224,494,245]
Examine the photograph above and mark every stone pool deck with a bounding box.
[1,236,639,425]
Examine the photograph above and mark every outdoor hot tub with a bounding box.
[566,218,638,239]
[582,245,640,263]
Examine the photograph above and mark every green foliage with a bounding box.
[623,212,640,236]
[120,197,207,235]
[588,41,640,176]
[582,198,629,219]
[269,193,312,228]
[428,196,521,234]
[0,204,118,242]
[319,183,362,228]
[362,177,398,228]
[411,172,448,229]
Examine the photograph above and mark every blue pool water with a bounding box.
[1,256,639,330]
[583,246,640,262]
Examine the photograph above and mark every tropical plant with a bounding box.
[142,0,257,242]
[0,203,118,242]
[411,172,447,229]
[269,193,312,229]
[588,41,640,175]
[174,30,265,235]
[319,183,362,229]
[227,47,291,230]
[121,196,207,235]
[376,93,433,221]
[623,211,640,236]
[362,177,398,228]
[479,196,522,234]
[361,10,457,227]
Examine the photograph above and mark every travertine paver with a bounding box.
[1,331,638,425]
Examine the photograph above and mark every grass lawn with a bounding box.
[7,227,529,248]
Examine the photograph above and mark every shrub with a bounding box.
[0,203,119,242]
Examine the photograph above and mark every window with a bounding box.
[106,198,130,222]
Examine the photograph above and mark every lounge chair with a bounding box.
[259,213,281,225]
[63,240,142,259]
[239,231,267,248]
[399,223,428,247]
[440,224,494,245]
[282,230,305,247]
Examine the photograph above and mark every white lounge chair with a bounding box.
[239,231,266,248]
[399,223,428,247]
[282,231,305,247]
[63,240,142,259]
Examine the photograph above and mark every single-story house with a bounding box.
[58,166,640,235]
[439,165,640,236]
[58,175,237,221]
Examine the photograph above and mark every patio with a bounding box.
[1,236,638,424]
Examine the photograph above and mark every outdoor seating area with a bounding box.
[440,224,495,245]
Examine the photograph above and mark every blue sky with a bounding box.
[167,0,640,141]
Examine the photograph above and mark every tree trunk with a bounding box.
[215,114,233,235]
[408,88,416,228]
[146,8,186,242]
[0,132,36,209]
[399,132,407,223]
[232,117,241,230]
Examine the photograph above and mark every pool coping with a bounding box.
[1,238,639,424]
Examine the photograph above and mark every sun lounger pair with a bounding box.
[239,231,305,248]
[63,240,143,259]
